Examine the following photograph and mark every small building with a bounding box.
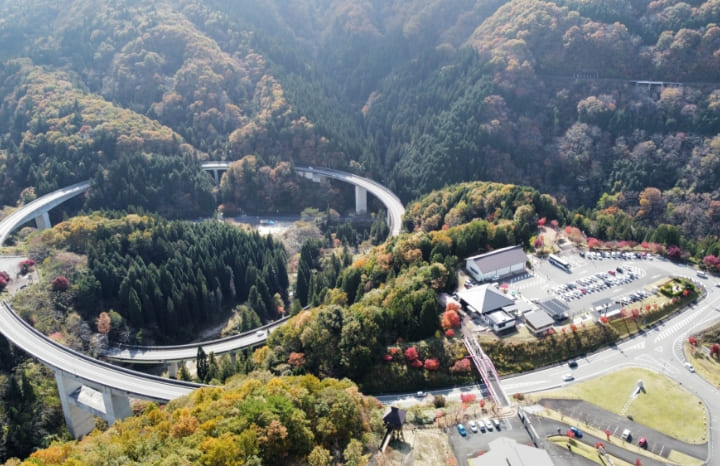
[485,310,517,333]
[468,437,554,466]
[465,245,528,282]
[523,310,555,336]
[537,298,570,322]
[382,406,406,432]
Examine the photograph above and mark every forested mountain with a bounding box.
[2,0,720,462]
[0,0,718,239]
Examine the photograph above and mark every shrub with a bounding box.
[52,276,70,292]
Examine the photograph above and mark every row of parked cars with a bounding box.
[457,417,502,436]
[553,267,640,303]
[582,250,653,261]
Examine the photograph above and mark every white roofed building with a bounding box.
[465,245,528,282]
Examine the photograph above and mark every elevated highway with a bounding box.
[201,162,405,237]
[0,301,200,436]
[0,164,403,437]
[103,317,288,365]
[0,181,90,246]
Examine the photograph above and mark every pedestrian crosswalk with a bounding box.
[652,312,697,343]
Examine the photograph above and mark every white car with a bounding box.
[469,420,478,433]
[483,417,494,431]
[562,373,574,382]
[684,362,695,372]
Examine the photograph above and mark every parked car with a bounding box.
[569,426,583,438]
[492,418,501,430]
[483,418,494,431]
[638,437,648,448]
[469,420,478,433]
[457,424,467,436]
[621,429,632,441]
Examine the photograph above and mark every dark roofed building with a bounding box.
[383,406,406,430]
[537,298,570,322]
[465,245,527,282]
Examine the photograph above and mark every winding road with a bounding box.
[0,164,405,403]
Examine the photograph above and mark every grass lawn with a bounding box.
[686,342,720,389]
[538,367,708,444]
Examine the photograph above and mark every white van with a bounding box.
[621,429,632,440]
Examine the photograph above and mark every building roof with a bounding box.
[537,298,570,321]
[468,437,554,466]
[382,406,406,429]
[486,310,515,325]
[466,245,527,274]
[503,299,534,315]
[458,284,515,314]
[524,310,555,330]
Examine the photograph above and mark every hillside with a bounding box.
[1,0,720,463]
[0,0,719,238]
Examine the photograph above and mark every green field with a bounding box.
[541,367,708,444]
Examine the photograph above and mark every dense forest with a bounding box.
[2,0,720,462]
[0,0,718,241]
[23,373,382,465]
[24,214,289,344]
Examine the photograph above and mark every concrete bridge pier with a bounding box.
[101,386,132,425]
[55,371,97,438]
[55,371,132,438]
[167,361,178,379]
[355,186,367,214]
[34,211,51,230]
[212,169,220,186]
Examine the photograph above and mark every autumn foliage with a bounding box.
[51,276,70,292]
[424,359,440,371]
[441,309,461,330]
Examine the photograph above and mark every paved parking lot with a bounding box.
[514,252,702,322]
[447,413,536,466]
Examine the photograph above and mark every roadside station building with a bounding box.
[465,245,527,282]
[457,284,518,333]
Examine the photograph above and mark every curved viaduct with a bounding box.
[0,163,404,437]
[203,163,405,237]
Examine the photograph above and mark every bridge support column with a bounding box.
[212,169,219,185]
[355,186,367,214]
[167,361,179,378]
[101,386,131,425]
[34,211,51,230]
[55,372,96,438]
